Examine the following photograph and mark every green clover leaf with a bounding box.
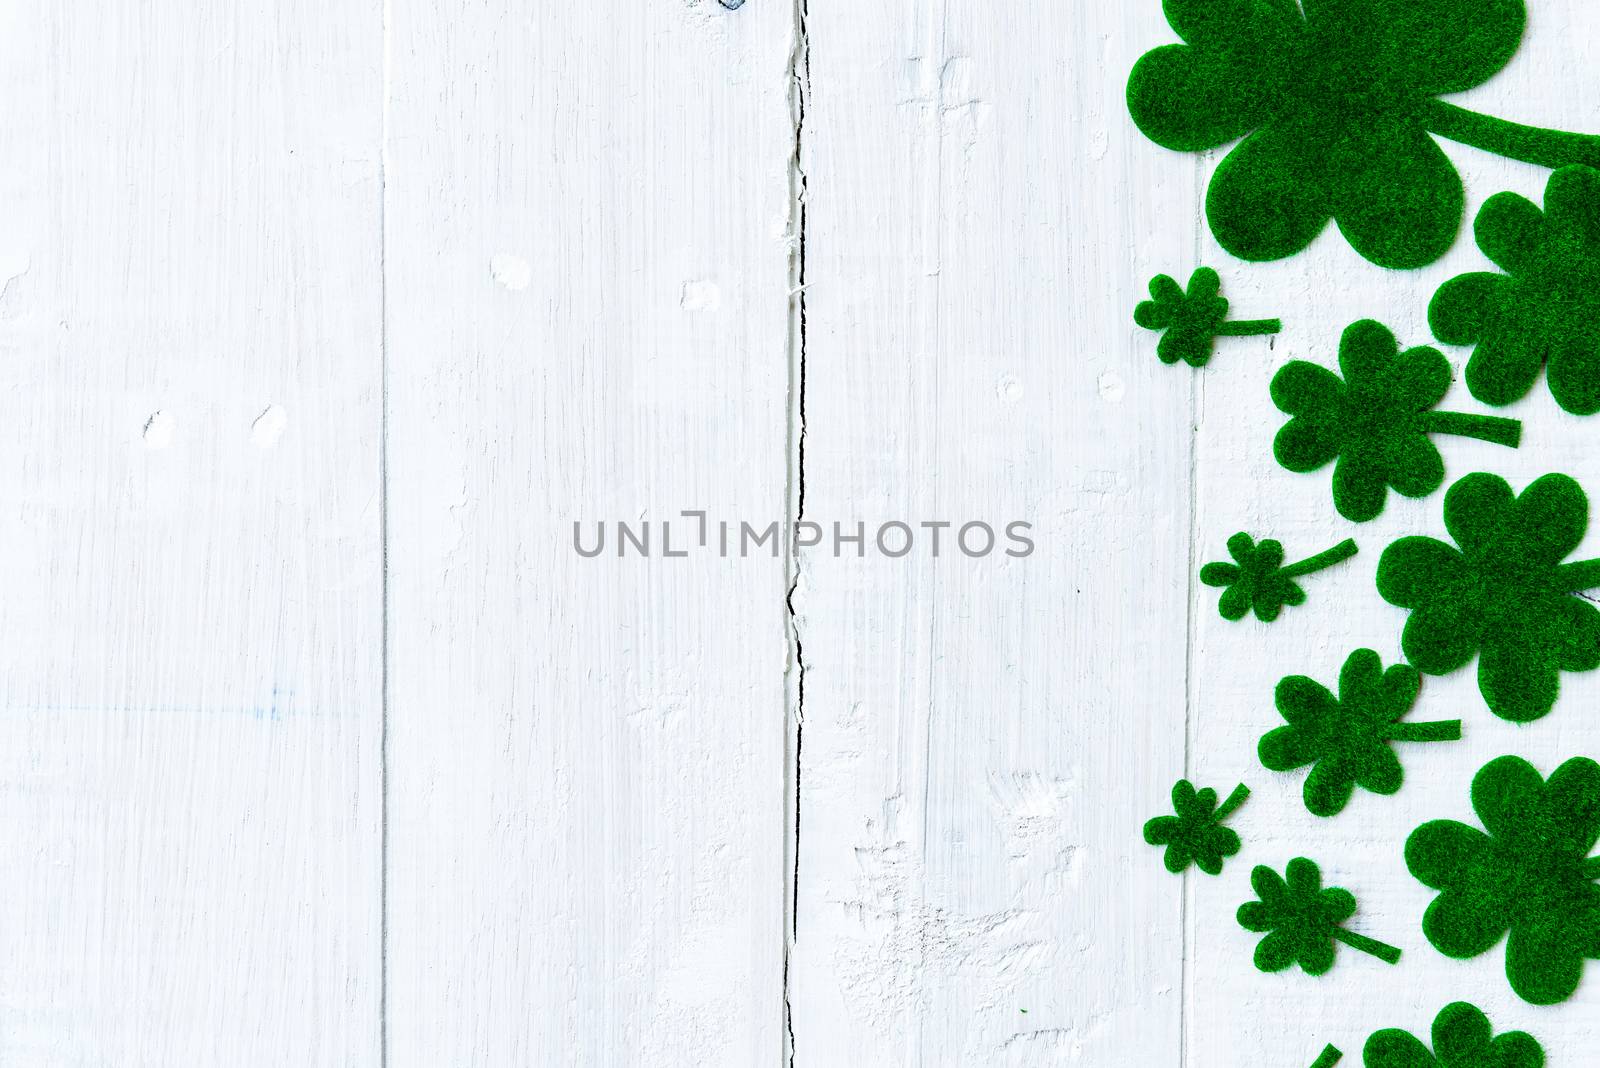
[1128,0,1600,268]
[1431,165,1600,414]
[1377,472,1600,722]
[1273,320,1521,523]
[1364,1002,1542,1067]
[1261,649,1460,817]
[1144,779,1249,875]
[1406,756,1600,1005]
[1309,1046,1342,1068]
[1201,531,1357,622]
[1135,267,1280,367]
[1237,857,1401,974]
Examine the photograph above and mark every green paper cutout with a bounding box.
[1431,165,1600,414]
[1127,0,1600,269]
[1261,649,1460,817]
[1377,471,1600,722]
[1364,1002,1543,1067]
[1406,755,1600,1005]
[1310,1046,1342,1068]
[1273,320,1522,523]
[1237,857,1401,974]
[1135,267,1281,366]
[1200,532,1357,622]
[1144,779,1250,875]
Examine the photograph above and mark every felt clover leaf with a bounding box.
[1377,472,1600,722]
[1432,165,1600,415]
[1134,267,1280,367]
[1309,1047,1342,1068]
[1406,756,1600,1005]
[1273,320,1522,523]
[1364,1001,1543,1068]
[1201,532,1357,622]
[1144,779,1249,875]
[1261,649,1460,818]
[1237,857,1401,974]
[1127,0,1600,269]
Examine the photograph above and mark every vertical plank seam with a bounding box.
[782,0,811,1063]
[379,0,393,1061]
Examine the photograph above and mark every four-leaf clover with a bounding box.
[1431,164,1600,415]
[1200,532,1357,622]
[1406,755,1600,1005]
[1135,267,1281,367]
[1237,857,1401,974]
[1377,472,1600,722]
[1261,649,1460,817]
[1365,1001,1543,1068]
[1273,320,1522,523]
[1127,0,1600,268]
[1144,779,1250,875]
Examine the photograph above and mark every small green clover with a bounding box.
[1200,532,1357,622]
[1377,472,1600,722]
[1127,0,1600,269]
[1408,756,1600,1005]
[1309,1047,1342,1068]
[1432,165,1600,415]
[1273,320,1522,523]
[1237,857,1401,974]
[1261,649,1460,818]
[1143,779,1249,875]
[1134,267,1280,367]
[1364,1002,1543,1068]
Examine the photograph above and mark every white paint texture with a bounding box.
[7,0,1600,1065]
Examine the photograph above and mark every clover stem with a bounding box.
[1582,856,1600,881]
[1213,783,1250,823]
[1422,99,1600,170]
[1416,410,1522,448]
[1309,1046,1343,1068]
[1557,558,1600,593]
[1333,928,1402,964]
[1215,317,1282,338]
[1384,719,1462,743]
[1279,538,1358,579]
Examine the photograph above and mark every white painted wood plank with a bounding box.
[1186,5,1600,1064]
[382,2,795,1063]
[788,4,1196,1063]
[0,2,383,1064]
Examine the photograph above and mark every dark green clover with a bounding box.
[1273,320,1522,523]
[1201,532,1357,622]
[1365,1002,1543,1068]
[1237,857,1401,974]
[1431,165,1600,415]
[1377,472,1600,722]
[1261,649,1459,818]
[1127,0,1600,269]
[1407,755,1600,1005]
[1134,267,1280,367]
[1144,779,1249,875]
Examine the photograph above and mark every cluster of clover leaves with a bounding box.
[1133,0,1600,1062]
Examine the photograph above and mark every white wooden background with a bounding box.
[4,0,1600,1064]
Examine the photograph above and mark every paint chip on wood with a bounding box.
[142,411,175,450]
[251,404,288,448]
[680,279,721,312]
[490,253,531,291]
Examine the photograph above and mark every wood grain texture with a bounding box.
[0,1,383,1064]
[787,4,1195,1063]
[383,1,794,1063]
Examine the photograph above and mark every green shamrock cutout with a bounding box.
[1134,267,1281,367]
[1431,165,1600,414]
[1364,1001,1543,1067]
[1261,649,1460,818]
[1127,0,1600,269]
[1144,779,1250,875]
[1406,755,1600,1005]
[1273,320,1522,523]
[1200,532,1357,622]
[1309,1046,1342,1068]
[1237,857,1401,974]
[1377,471,1600,722]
